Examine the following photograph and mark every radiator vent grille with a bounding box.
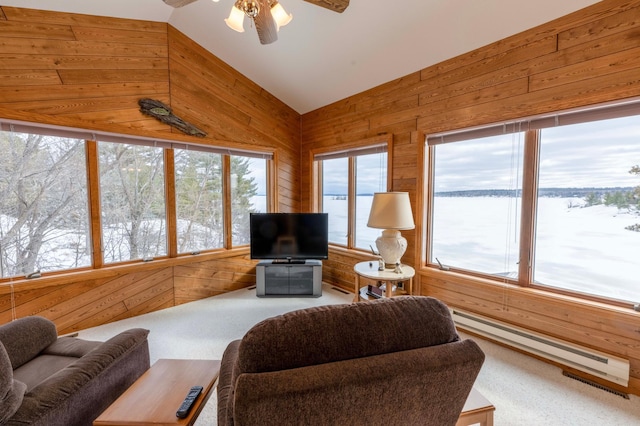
[562,371,629,399]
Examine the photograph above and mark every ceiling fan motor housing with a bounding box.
[238,1,260,18]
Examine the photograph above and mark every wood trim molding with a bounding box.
[518,131,540,284]
[85,141,103,269]
[222,155,232,249]
[268,150,279,212]
[164,149,178,258]
[310,133,392,158]
[413,130,426,295]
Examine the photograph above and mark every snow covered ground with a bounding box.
[325,195,640,303]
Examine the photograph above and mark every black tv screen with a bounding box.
[250,213,329,261]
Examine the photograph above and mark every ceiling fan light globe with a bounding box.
[271,2,292,31]
[225,6,245,32]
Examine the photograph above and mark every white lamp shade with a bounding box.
[367,192,415,230]
[225,6,245,33]
[271,2,292,31]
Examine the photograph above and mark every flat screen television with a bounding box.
[250,213,329,262]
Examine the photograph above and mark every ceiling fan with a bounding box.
[163,0,350,45]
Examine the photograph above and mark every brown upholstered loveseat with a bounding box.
[0,316,150,426]
[218,296,485,426]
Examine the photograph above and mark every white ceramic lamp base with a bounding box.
[375,229,407,269]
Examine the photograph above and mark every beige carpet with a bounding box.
[78,285,640,425]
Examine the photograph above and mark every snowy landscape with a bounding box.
[324,195,640,303]
[2,193,636,304]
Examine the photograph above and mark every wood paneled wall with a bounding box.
[0,7,298,332]
[301,0,640,395]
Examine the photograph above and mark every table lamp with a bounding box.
[367,192,415,269]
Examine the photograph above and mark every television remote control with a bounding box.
[176,385,203,418]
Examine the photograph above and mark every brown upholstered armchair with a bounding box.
[218,296,485,426]
[0,316,150,426]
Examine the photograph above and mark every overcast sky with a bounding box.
[321,154,388,195]
[252,115,639,196]
[433,115,640,192]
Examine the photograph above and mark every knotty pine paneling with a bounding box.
[302,0,640,395]
[167,27,299,149]
[167,26,300,211]
[1,7,168,33]
[173,256,259,305]
[0,83,168,104]
[0,268,174,335]
[0,6,299,335]
[0,70,61,86]
[529,47,640,92]
[322,248,375,294]
[0,6,169,131]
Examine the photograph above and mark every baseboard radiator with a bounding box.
[450,308,630,387]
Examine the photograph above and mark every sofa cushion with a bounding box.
[237,296,459,374]
[0,317,58,369]
[0,342,26,423]
[13,355,80,392]
[43,336,101,358]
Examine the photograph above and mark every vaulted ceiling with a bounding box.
[2,0,600,113]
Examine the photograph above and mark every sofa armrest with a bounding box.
[0,342,26,424]
[7,328,150,426]
[218,339,241,426]
[0,317,58,369]
[233,339,484,426]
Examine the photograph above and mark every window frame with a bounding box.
[0,131,92,277]
[423,98,640,307]
[425,131,528,284]
[312,135,393,251]
[97,140,169,264]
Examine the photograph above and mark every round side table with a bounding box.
[353,261,415,302]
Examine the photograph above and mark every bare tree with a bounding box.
[174,150,224,253]
[0,132,88,276]
[99,143,166,262]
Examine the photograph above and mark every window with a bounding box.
[535,116,640,302]
[174,149,224,253]
[315,139,389,251]
[0,131,90,276]
[321,157,349,245]
[426,99,640,304]
[231,156,267,246]
[355,153,389,250]
[99,142,167,263]
[431,133,523,278]
[0,118,274,279]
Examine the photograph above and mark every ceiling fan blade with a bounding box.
[303,0,350,13]
[254,2,278,45]
[162,0,199,7]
